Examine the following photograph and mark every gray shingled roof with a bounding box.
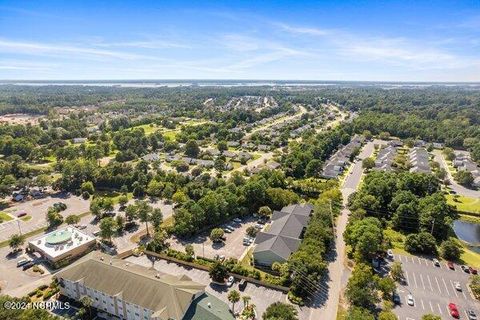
[55,252,205,320]
[254,203,312,261]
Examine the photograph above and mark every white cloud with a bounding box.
[277,22,480,71]
[95,39,190,49]
[276,23,330,36]
[0,39,159,60]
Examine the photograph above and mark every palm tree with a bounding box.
[9,233,25,252]
[80,295,93,319]
[242,303,256,320]
[227,289,240,314]
[136,200,153,237]
[242,295,251,309]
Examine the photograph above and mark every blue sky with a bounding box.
[0,0,479,81]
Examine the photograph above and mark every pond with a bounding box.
[453,220,480,253]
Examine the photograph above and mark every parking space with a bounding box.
[391,254,480,320]
[0,245,52,295]
[168,217,257,260]
[0,193,90,241]
[124,255,309,318]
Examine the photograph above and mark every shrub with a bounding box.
[439,239,462,261]
[404,232,437,255]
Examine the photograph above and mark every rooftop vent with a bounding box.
[207,303,211,308]
[155,273,161,279]
[100,257,104,261]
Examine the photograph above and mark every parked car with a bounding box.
[433,258,440,267]
[449,303,459,318]
[223,228,232,234]
[214,254,225,261]
[22,261,35,270]
[462,265,470,273]
[239,279,247,291]
[254,223,263,230]
[407,294,414,306]
[75,224,87,230]
[16,211,27,218]
[233,218,242,223]
[226,276,234,287]
[392,292,401,305]
[447,261,455,270]
[225,225,235,232]
[454,281,462,291]
[469,267,478,274]
[467,310,477,320]
[387,249,394,259]
[16,258,32,267]
[243,237,254,246]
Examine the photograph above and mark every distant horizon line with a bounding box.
[1,79,480,84]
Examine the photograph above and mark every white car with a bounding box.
[454,281,462,291]
[226,276,234,287]
[233,218,242,223]
[407,294,414,306]
[387,249,394,259]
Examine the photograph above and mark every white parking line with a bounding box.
[421,299,425,310]
[420,274,426,290]
[417,257,421,264]
[405,271,410,286]
[429,301,434,312]
[442,278,450,296]
[435,277,442,294]
[437,303,443,314]
[413,273,418,288]
[411,256,414,263]
[462,289,467,300]
[427,275,434,292]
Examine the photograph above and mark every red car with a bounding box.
[449,303,459,318]
[447,261,455,270]
[469,267,478,275]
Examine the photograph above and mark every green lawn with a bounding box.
[455,238,480,268]
[21,215,32,222]
[95,191,133,204]
[0,211,13,222]
[446,194,480,214]
[130,123,159,135]
[163,130,178,140]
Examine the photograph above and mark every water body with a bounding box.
[453,220,480,253]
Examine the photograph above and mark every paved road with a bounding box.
[225,152,273,178]
[243,105,307,140]
[391,253,480,320]
[0,193,90,241]
[433,150,480,198]
[308,140,376,320]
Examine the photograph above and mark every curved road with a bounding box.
[433,150,480,198]
[308,140,376,320]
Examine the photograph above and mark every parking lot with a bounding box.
[125,255,310,319]
[391,254,480,320]
[168,217,257,260]
[0,245,53,296]
[0,193,90,241]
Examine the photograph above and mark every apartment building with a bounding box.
[55,252,233,320]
